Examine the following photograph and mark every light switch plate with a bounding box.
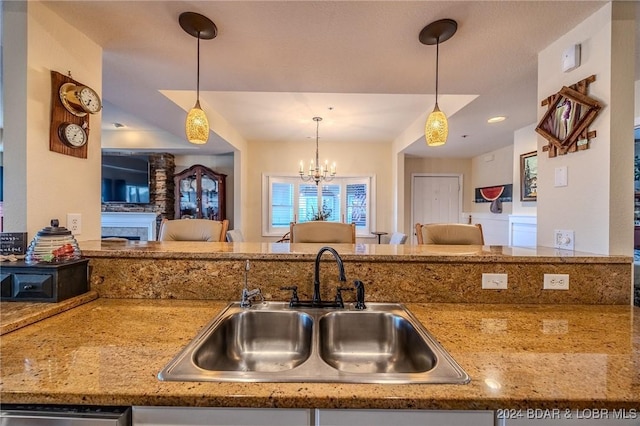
[482,273,508,290]
[554,166,568,187]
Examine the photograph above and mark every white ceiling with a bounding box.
[41,1,638,158]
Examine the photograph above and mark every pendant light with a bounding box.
[179,12,217,145]
[419,19,457,147]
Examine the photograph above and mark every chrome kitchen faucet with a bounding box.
[240,260,263,308]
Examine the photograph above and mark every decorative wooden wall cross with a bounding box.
[536,75,602,158]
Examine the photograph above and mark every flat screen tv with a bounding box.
[101,154,150,203]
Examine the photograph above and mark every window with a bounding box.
[126,185,150,203]
[262,175,375,237]
[271,182,294,227]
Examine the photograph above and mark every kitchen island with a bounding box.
[1,241,638,420]
[1,298,638,411]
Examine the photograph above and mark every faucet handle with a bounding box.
[240,287,263,308]
[353,280,366,310]
[280,286,299,307]
[335,287,353,308]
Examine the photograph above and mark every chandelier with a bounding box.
[298,117,336,186]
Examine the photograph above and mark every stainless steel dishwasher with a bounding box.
[0,404,131,425]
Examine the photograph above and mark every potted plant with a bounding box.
[308,203,332,221]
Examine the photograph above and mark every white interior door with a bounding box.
[411,175,461,243]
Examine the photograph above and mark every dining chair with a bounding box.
[388,232,408,244]
[289,222,356,243]
[226,229,244,242]
[415,223,484,245]
[158,218,229,242]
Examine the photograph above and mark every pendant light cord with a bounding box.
[434,37,439,105]
[315,118,320,167]
[196,31,201,102]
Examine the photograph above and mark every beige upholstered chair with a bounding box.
[289,222,356,243]
[415,223,484,245]
[158,218,229,242]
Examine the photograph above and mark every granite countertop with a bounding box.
[79,240,632,263]
[1,298,638,410]
[0,291,98,335]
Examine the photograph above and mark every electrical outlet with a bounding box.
[542,319,569,334]
[67,213,82,235]
[554,229,574,250]
[543,273,569,290]
[482,273,508,290]
[481,318,508,334]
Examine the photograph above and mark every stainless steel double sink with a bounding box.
[158,302,469,384]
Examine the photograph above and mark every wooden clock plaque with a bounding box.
[49,70,91,159]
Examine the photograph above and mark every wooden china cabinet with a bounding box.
[174,164,226,221]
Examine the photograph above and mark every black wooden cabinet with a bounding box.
[0,259,89,302]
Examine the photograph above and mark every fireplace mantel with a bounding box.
[101,212,159,241]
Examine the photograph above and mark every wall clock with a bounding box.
[59,82,102,116]
[49,70,100,159]
[58,122,88,148]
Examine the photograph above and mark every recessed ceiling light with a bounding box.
[487,116,507,124]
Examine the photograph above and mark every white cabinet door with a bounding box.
[133,407,313,426]
[316,408,494,426]
[411,175,462,244]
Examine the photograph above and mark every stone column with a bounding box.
[149,153,175,229]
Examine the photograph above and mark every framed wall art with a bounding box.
[535,81,601,157]
[474,184,512,203]
[520,151,537,201]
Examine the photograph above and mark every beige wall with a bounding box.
[3,1,103,240]
[537,2,635,254]
[244,140,393,242]
[402,156,473,236]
